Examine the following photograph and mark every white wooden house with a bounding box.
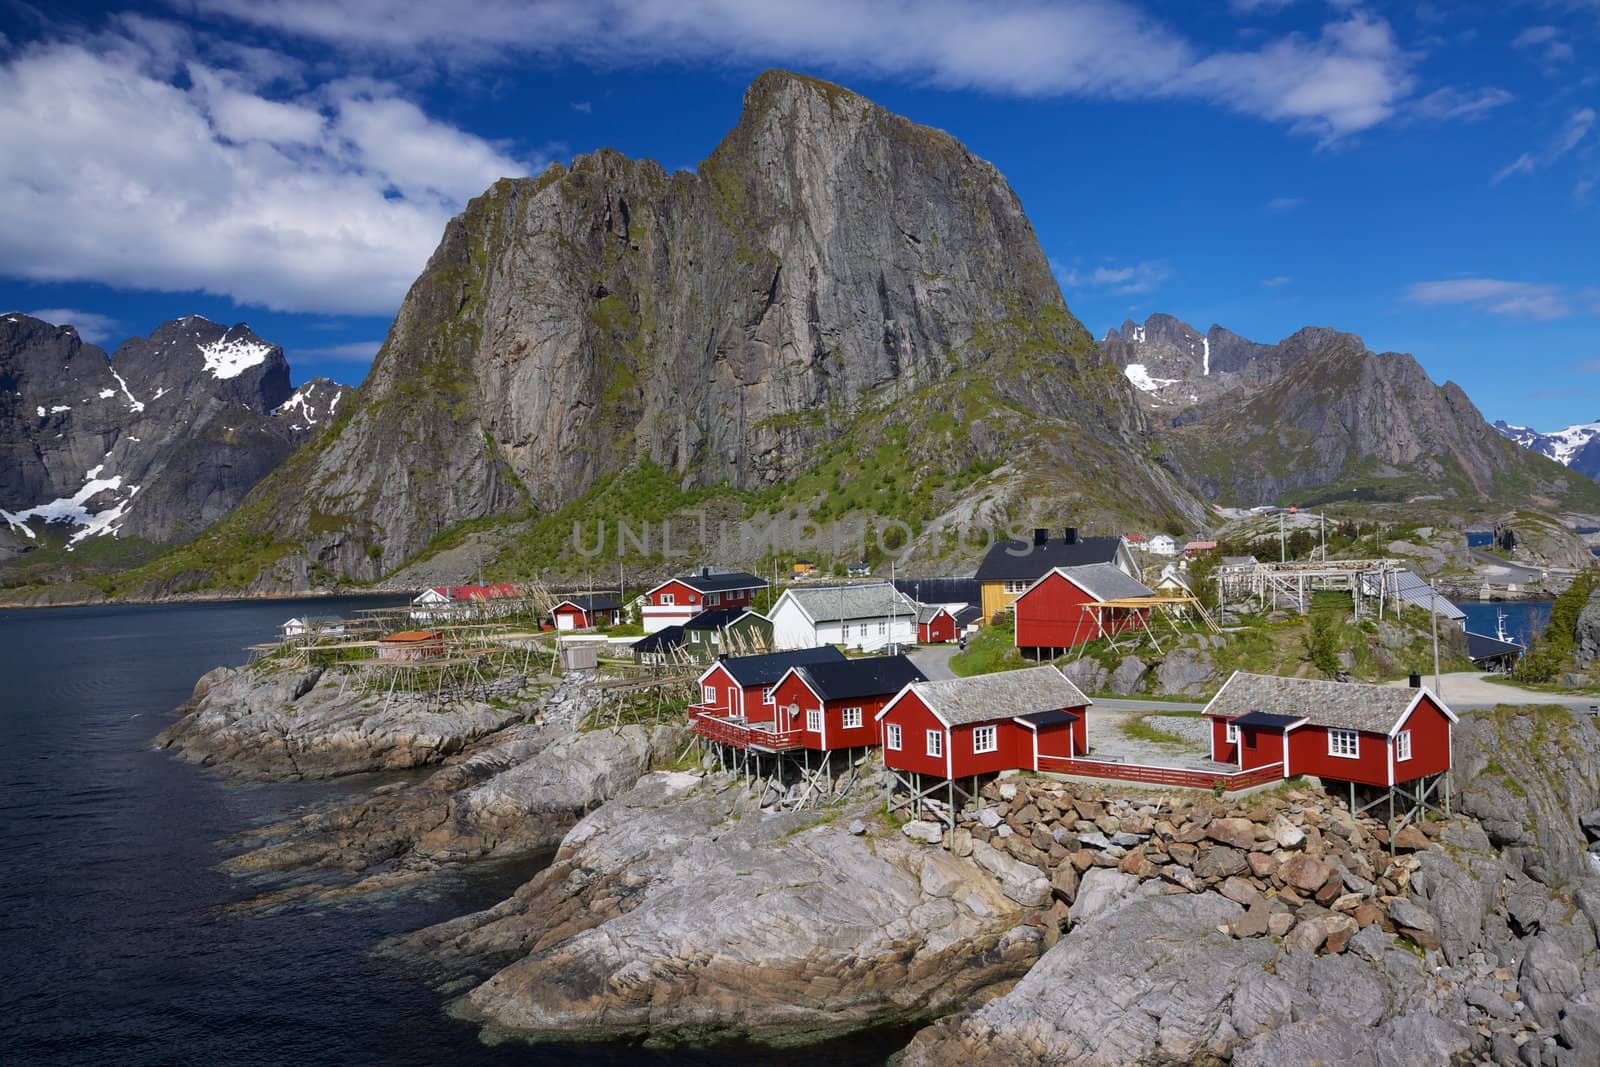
[768,582,919,652]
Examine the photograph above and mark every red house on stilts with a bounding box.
[1014,564,1155,658]
[1201,671,1458,818]
[768,655,926,751]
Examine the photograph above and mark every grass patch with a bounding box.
[950,617,1027,677]
[1121,717,1188,745]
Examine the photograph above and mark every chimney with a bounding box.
[1064,527,1079,545]
[1408,672,1422,689]
[702,566,712,577]
[1033,528,1048,546]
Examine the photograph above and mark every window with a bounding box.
[1225,722,1239,744]
[886,724,902,750]
[1004,580,1029,594]
[688,594,698,604]
[926,730,943,757]
[661,593,675,606]
[806,708,823,733]
[878,620,887,635]
[842,707,863,729]
[1329,729,1359,759]
[1396,730,1412,761]
[702,685,716,704]
[762,687,774,704]
[707,592,720,605]
[973,725,997,754]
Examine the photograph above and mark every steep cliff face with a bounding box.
[1166,329,1600,509]
[0,313,346,549]
[138,70,1190,591]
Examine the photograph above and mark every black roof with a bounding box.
[557,594,620,612]
[632,625,684,652]
[951,605,982,627]
[672,570,768,594]
[718,645,846,687]
[1466,630,1525,660]
[891,577,981,609]
[1234,710,1304,729]
[973,536,1124,582]
[791,655,926,702]
[683,607,750,631]
[1016,709,1080,727]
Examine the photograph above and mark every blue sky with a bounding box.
[0,1,1596,428]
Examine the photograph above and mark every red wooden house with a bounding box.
[642,568,768,634]
[1014,563,1155,657]
[769,655,926,751]
[875,666,1092,779]
[1201,672,1457,787]
[916,604,958,644]
[689,646,847,745]
[551,594,621,631]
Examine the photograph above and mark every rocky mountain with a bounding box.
[1494,418,1600,480]
[0,313,352,552]
[1157,325,1600,509]
[127,70,1197,594]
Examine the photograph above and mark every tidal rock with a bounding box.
[971,841,1051,907]
[402,772,1042,1044]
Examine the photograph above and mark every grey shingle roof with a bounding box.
[916,604,951,624]
[906,666,1092,726]
[1202,672,1426,733]
[1050,563,1155,601]
[1357,569,1465,622]
[782,582,918,623]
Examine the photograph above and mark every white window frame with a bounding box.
[878,619,887,635]
[1004,580,1028,594]
[762,687,775,704]
[1225,722,1239,744]
[1395,730,1412,761]
[886,723,902,750]
[707,592,720,606]
[973,725,997,754]
[806,708,823,733]
[842,707,863,729]
[926,730,943,757]
[702,685,716,704]
[1328,728,1359,759]
[661,593,675,606]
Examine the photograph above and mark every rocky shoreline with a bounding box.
[160,659,1600,1063]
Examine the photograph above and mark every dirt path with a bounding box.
[1382,670,1600,711]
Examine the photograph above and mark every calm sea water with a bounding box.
[1459,600,1554,646]
[0,598,907,1065]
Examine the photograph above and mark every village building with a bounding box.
[876,666,1092,785]
[1357,568,1467,628]
[410,583,523,621]
[916,604,958,644]
[550,594,621,631]
[631,625,686,665]
[681,608,775,657]
[1152,562,1193,597]
[641,569,767,633]
[1201,672,1457,808]
[768,582,919,652]
[1183,540,1218,557]
[1466,630,1524,672]
[846,562,872,578]
[1013,563,1157,656]
[769,655,926,750]
[280,615,345,639]
[792,559,817,577]
[1146,534,1179,557]
[376,629,445,662]
[973,529,1136,620]
[689,646,849,735]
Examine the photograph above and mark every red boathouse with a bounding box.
[689,646,847,743]
[551,594,621,631]
[769,655,926,750]
[916,605,958,644]
[1014,564,1155,657]
[1201,672,1457,790]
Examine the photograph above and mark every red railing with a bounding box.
[689,714,804,752]
[1037,756,1284,792]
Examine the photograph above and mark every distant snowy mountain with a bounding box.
[0,313,351,550]
[1493,419,1600,480]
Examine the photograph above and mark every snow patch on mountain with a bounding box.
[199,331,274,379]
[1,464,139,546]
[1124,363,1179,395]
[1494,418,1600,469]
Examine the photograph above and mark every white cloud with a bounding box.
[294,340,383,362]
[1513,25,1575,68]
[1492,108,1595,184]
[1404,278,1574,321]
[1262,275,1291,287]
[1265,196,1305,212]
[1228,0,1297,13]
[1410,85,1514,122]
[0,25,540,317]
[198,0,1417,141]
[24,308,123,344]
[571,100,592,113]
[1053,258,1173,295]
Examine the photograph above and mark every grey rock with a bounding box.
[847,819,867,836]
[970,841,1051,908]
[1194,845,1249,881]
[1109,831,1147,848]
[1107,656,1147,695]
[1151,647,1218,695]
[1077,830,1112,850]
[903,820,945,844]
[1071,868,1148,925]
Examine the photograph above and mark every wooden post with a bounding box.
[1349,780,1356,815]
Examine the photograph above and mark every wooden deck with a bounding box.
[688,712,804,752]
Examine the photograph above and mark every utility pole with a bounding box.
[1279,512,1286,562]
[1320,513,1326,561]
[1430,578,1442,699]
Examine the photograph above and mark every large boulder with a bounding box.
[1151,647,1218,695]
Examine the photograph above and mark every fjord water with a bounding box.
[1459,600,1553,646]
[0,598,901,1066]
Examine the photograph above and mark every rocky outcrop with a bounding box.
[0,313,349,548]
[1577,590,1600,669]
[139,69,1201,594]
[154,661,590,780]
[397,770,1044,1045]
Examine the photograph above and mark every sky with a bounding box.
[0,1,1596,429]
